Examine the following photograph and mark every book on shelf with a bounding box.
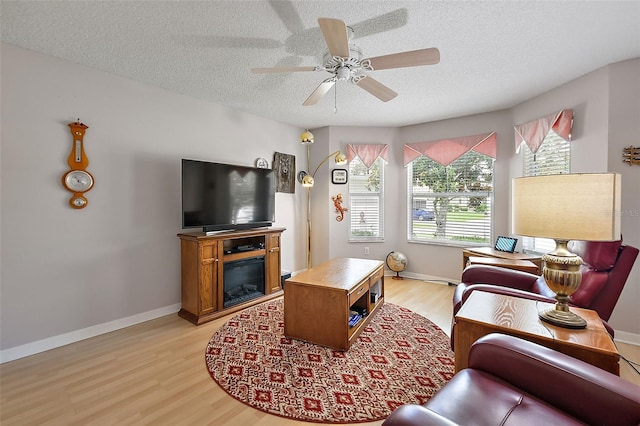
[349,312,362,327]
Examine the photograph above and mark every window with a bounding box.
[407,151,494,245]
[521,132,571,253]
[348,157,384,241]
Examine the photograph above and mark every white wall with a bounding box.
[509,58,640,338]
[2,44,638,360]
[607,59,640,336]
[309,126,400,265]
[0,44,307,356]
[317,59,640,339]
[396,111,515,280]
[311,112,515,282]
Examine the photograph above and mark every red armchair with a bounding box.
[382,333,640,426]
[452,240,638,341]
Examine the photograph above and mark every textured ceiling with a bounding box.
[2,1,639,129]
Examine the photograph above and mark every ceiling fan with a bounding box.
[251,17,440,106]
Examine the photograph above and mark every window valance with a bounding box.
[403,132,497,166]
[515,109,573,154]
[346,144,389,168]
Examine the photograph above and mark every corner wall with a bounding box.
[509,58,640,338]
[0,44,307,356]
[607,59,640,337]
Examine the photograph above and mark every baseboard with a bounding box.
[0,303,181,364]
[614,330,640,346]
[384,271,458,286]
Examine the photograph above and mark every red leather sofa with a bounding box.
[453,240,638,342]
[382,333,640,426]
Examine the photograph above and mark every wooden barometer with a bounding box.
[62,120,94,209]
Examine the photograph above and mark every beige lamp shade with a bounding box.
[512,173,621,241]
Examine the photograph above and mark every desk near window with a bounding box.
[462,246,542,274]
[467,256,539,274]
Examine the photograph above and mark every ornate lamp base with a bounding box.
[539,308,587,328]
[540,239,587,329]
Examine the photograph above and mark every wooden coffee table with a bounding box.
[454,291,619,375]
[284,257,384,350]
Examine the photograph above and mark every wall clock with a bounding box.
[62,120,94,209]
[331,169,348,184]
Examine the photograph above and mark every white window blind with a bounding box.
[521,133,571,253]
[407,151,494,245]
[348,157,384,241]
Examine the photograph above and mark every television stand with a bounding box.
[177,227,285,325]
[205,229,230,236]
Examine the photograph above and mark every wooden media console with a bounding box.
[177,227,285,325]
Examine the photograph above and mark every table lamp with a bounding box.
[512,173,621,328]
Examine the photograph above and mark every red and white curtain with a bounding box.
[514,109,573,154]
[347,144,389,168]
[403,132,497,166]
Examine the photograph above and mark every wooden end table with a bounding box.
[467,256,539,274]
[453,291,619,375]
[462,247,542,274]
[284,257,385,350]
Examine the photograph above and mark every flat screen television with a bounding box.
[181,159,275,233]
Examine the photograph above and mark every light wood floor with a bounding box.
[1,279,638,425]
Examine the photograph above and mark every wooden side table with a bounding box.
[467,256,539,274]
[454,291,619,375]
[462,246,542,274]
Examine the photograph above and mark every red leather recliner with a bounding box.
[382,333,640,426]
[452,240,638,343]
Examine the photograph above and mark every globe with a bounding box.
[386,251,408,280]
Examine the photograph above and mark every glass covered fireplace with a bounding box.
[223,256,266,308]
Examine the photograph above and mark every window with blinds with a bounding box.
[407,151,494,245]
[521,133,571,253]
[348,157,384,241]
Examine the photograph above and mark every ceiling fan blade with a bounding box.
[355,76,398,102]
[368,48,440,71]
[303,79,335,106]
[318,18,350,58]
[351,8,409,39]
[252,66,316,74]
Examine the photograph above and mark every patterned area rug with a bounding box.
[205,299,454,423]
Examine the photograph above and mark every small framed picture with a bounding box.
[331,169,348,184]
[255,158,269,169]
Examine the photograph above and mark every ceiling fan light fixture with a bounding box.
[336,66,351,80]
[251,17,440,107]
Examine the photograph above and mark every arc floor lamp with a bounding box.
[297,129,347,269]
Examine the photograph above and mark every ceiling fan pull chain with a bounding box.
[334,83,338,114]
